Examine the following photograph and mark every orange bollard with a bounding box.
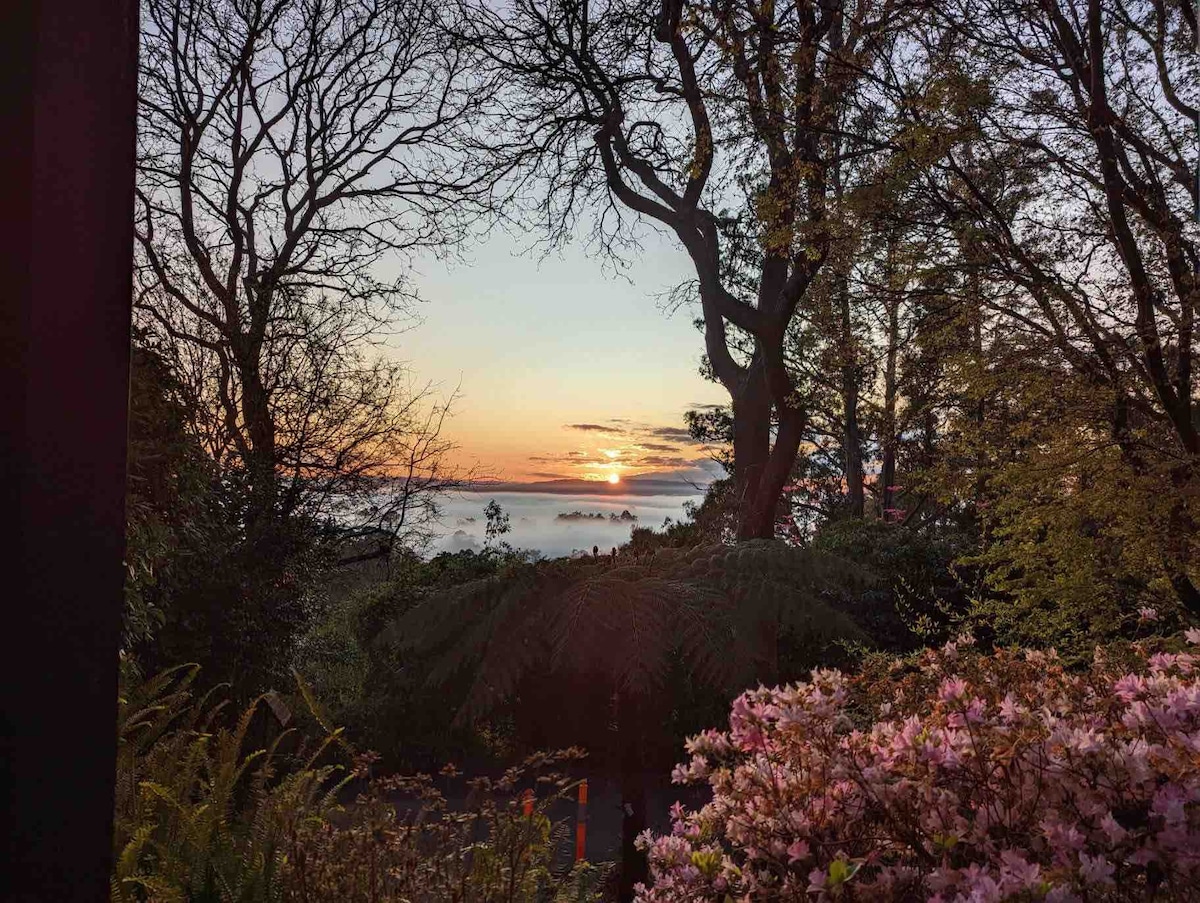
[575,779,588,862]
[522,788,534,817]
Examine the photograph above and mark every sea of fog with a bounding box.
[430,491,703,559]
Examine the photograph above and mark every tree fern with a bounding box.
[384,540,871,898]
[391,540,873,724]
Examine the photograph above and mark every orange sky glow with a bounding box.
[437,414,720,483]
[392,224,730,486]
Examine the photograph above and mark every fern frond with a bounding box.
[395,539,874,725]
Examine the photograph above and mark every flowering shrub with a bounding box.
[636,632,1200,902]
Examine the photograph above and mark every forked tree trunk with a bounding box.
[731,364,805,541]
[732,364,774,540]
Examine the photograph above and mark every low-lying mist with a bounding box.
[430,491,702,558]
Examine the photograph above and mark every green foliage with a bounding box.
[112,664,610,902]
[927,365,1200,657]
[811,519,972,649]
[125,335,333,699]
[144,510,333,701]
[392,541,872,728]
[621,479,736,555]
[111,664,350,902]
[296,546,535,769]
[123,339,219,651]
[484,499,513,548]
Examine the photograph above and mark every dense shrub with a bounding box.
[298,546,534,770]
[126,339,334,698]
[636,633,1200,901]
[621,479,736,556]
[811,519,972,651]
[112,663,607,902]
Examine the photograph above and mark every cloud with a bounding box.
[637,455,696,467]
[526,446,712,476]
[445,531,481,552]
[529,452,589,463]
[521,418,720,481]
[647,426,693,441]
[565,423,616,433]
[563,419,697,447]
[564,421,698,441]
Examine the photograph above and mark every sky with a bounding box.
[388,226,729,485]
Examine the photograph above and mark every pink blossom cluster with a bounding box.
[636,633,1200,902]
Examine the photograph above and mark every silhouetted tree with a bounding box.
[134,0,486,538]
[462,0,922,538]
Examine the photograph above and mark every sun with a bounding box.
[607,473,620,484]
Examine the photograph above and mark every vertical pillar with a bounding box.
[0,1,140,900]
[575,779,588,863]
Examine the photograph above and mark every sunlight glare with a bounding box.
[607,473,620,484]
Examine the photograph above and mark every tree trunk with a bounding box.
[880,291,900,519]
[732,358,774,540]
[724,377,801,540]
[238,351,277,528]
[836,259,864,518]
[841,373,864,517]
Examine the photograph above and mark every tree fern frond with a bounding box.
[391,540,874,727]
[546,575,721,695]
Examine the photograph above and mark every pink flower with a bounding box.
[1113,673,1146,702]
[998,692,1026,723]
[806,867,826,892]
[1099,812,1128,843]
[1139,606,1159,623]
[786,840,809,863]
[998,850,1041,891]
[938,677,968,703]
[959,864,1001,902]
[1152,783,1187,826]
[1078,853,1115,886]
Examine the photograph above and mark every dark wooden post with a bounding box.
[1,1,139,900]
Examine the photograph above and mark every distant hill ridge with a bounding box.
[466,473,709,497]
